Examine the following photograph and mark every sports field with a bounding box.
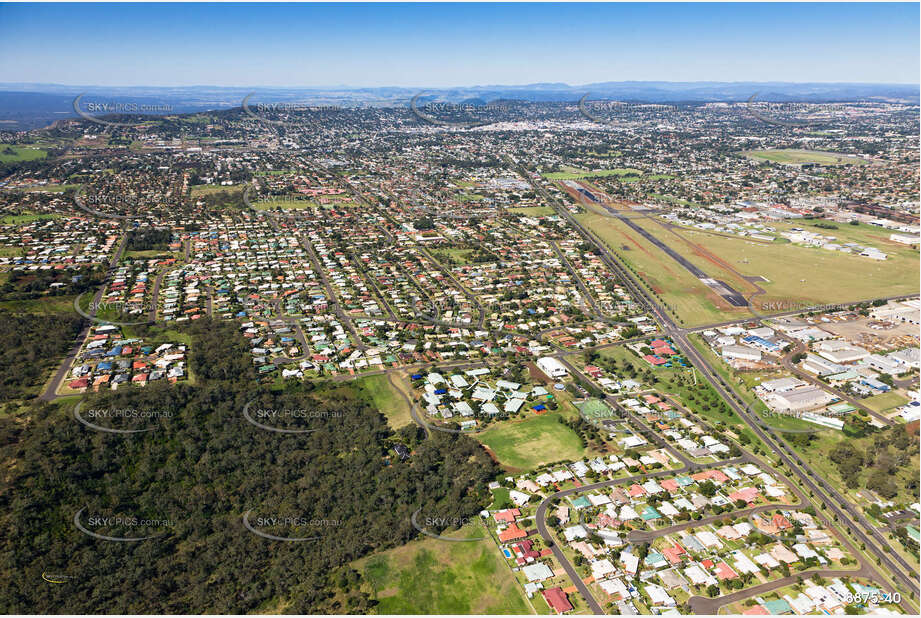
[1,212,60,224]
[741,149,867,166]
[543,167,643,180]
[0,145,47,163]
[190,183,243,197]
[476,412,584,471]
[355,524,533,614]
[863,391,910,414]
[250,198,316,210]
[508,205,555,216]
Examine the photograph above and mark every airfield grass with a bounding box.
[0,145,47,163]
[577,212,738,326]
[741,149,867,166]
[674,224,918,308]
[772,219,921,255]
[357,373,412,429]
[578,211,918,326]
[0,246,21,257]
[475,412,585,471]
[354,524,532,614]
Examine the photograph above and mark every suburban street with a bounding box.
[515,159,920,613]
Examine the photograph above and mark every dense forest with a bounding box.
[125,227,173,252]
[0,309,84,402]
[0,265,105,301]
[828,424,919,501]
[0,318,498,613]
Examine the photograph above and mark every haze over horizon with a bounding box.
[0,2,918,87]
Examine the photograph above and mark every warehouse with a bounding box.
[536,356,568,379]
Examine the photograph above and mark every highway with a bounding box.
[513,160,920,612]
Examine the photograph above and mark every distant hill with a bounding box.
[0,81,916,130]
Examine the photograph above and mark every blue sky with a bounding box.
[0,2,917,86]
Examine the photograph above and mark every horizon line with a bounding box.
[2,80,919,90]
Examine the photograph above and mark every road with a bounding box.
[534,457,747,616]
[514,160,919,612]
[40,233,128,402]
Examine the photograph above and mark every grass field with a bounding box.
[190,184,242,197]
[457,193,485,202]
[772,220,921,256]
[741,149,867,166]
[429,247,484,265]
[250,198,316,210]
[475,412,584,471]
[355,524,533,614]
[2,212,61,225]
[0,296,78,314]
[674,224,918,310]
[508,206,555,216]
[123,249,179,259]
[862,391,910,414]
[0,145,47,163]
[647,193,703,208]
[358,373,412,429]
[543,167,643,180]
[24,184,79,193]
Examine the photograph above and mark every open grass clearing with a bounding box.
[476,412,585,472]
[0,145,47,163]
[353,523,533,614]
[357,373,412,429]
